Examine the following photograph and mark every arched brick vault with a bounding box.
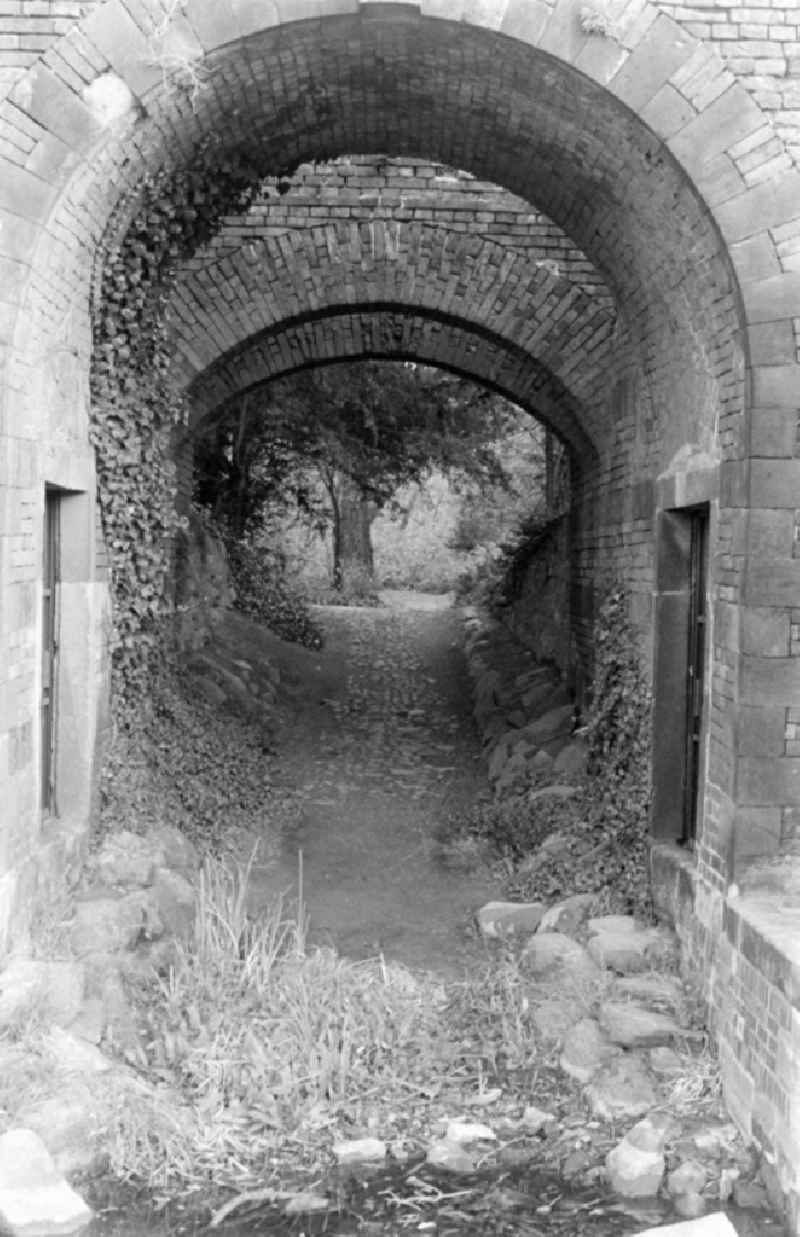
[3,3,800,897]
[170,223,615,457]
[185,306,599,465]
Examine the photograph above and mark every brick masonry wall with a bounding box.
[0,3,799,1219]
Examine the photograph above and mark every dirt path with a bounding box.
[249,593,497,977]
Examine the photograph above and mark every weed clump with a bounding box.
[113,855,447,1193]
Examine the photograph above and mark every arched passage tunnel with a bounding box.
[3,2,800,1214]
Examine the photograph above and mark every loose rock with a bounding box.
[521,1104,555,1134]
[70,890,159,956]
[612,973,686,1016]
[667,1160,708,1197]
[588,923,674,973]
[332,1138,386,1165]
[631,1216,738,1236]
[538,893,595,935]
[0,960,85,1032]
[477,901,545,938]
[599,1000,683,1047]
[553,738,588,780]
[444,1120,496,1144]
[0,1128,93,1236]
[88,830,156,889]
[584,1057,657,1120]
[606,1116,672,1198]
[426,1139,475,1174]
[559,1017,619,1083]
[521,932,599,983]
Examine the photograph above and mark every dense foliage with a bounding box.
[513,588,654,917]
[90,150,262,696]
[194,361,525,590]
[97,665,292,859]
[227,541,323,649]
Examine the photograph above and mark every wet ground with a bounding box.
[87,596,788,1237]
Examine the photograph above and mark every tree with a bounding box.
[194,360,530,588]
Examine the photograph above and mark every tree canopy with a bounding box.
[193,360,545,587]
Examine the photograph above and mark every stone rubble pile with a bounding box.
[456,608,771,1228]
[0,823,202,1235]
[330,895,767,1229]
[462,606,587,800]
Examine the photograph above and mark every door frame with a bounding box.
[651,503,711,845]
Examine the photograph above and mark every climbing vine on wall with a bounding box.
[90,150,264,697]
[585,585,653,845]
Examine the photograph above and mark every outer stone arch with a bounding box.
[1,0,796,924]
[1,6,800,1218]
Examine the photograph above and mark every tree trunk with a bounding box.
[332,473,374,589]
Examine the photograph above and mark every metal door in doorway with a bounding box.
[682,508,708,846]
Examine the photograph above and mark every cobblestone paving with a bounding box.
[251,594,496,977]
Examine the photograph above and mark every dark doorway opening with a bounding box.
[652,504,710,845]
[41,487,60,817]
[683,509,708,845]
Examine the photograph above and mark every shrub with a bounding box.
[228,541,323,649]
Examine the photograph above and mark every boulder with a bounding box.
[538,894,595,935]
[522,932,599,984]
[599,1000,682,1047]
[67,999,105,1046]
[649,1046,684,1077]
[70,890,160,956]
[488,734,517,782]
[530,750,554,774]
[0,1128,93,1236]
[631,1216,738,1236]
[553,739,588,780]
[88,830,156,889]
[666,1161,708,1198]
[444,1120,496,1145]
[149,868,195,944]
[519,704,574,748]
[477,902,546,939]
[0,960,85,1032]
[606,1115,673,1198]
[559,1018,619,1083]
[495,751,533,795]
[332,1138,386,1165]
[532,996,583,1042]
[673,1193,707,1219]
[43,1028,111,1075]
[13,1081,100,1176]
[611,973,686,1017]
[527,785,578,805]
[521,1105,555,1134]
[522,680,561,713]
[426,1139,475,1174]
[732,1180,770,1210]
[587,923,675,974]
[587,915,639,934]
[146,824,199,875]
[585,1057,657,1121]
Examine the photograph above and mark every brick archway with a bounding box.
[2,7,800,1195]
[2,0,796,881]
[186,304,599,465]
[171,221,614,456]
